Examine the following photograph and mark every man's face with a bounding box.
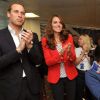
[7,4,25,27]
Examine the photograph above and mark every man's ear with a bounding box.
[7,12,10,18]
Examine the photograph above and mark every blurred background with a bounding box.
[0,0,100,40]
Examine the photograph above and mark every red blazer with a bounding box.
[42,34,78,84]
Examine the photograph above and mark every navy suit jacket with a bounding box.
[0,27,42,100]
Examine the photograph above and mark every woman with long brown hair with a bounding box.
[41,14,78,100]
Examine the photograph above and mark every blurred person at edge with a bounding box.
[72,34,79,48]
[0,2,42,100]
[96,36,100,46]
[88,35,96,65]
[75,34,94,100]
[41,14,78,100]
[85,46,100,100]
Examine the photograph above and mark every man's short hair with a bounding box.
[7,2,25,12]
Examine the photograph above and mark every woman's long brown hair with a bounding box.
[44,14,69,49]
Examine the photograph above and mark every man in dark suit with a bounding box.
[0,2,42,100]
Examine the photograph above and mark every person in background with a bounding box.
[96,36,100,46]
[88,35,96,65]
[85,46,100,100]
[75,34,94,100]
[41,14,78,100]
[89,35,96,49]
[0,2,42,100]
[72,34,79,48]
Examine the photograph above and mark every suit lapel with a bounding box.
[4,27,16,49]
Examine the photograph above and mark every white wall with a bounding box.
[23,18,41,41]
[0,1,8,29]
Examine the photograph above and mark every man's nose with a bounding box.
[18,13,22,17]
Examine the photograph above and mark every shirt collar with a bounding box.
[8,25,23,35]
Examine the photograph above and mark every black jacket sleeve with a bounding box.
[28,33,42,65]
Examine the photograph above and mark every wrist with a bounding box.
[26,44,33,49]
[16,48,22,53]
[26,41,33,49]
[59,49,64,55]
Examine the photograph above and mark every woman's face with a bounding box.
[78,36,84,47]
[51,16,63,34]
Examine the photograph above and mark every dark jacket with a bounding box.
[0,27,42,100]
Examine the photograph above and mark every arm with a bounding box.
[75,44,90,65]
[85,71,100,99]
[22,30,42,65]
[63,34,76,62]
[28,33,42,65]
[0,48,21,70]
[75,50,86,65]
[41,37,63,66]
[0,30,24,70]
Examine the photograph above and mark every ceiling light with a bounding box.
[25,13,39,18]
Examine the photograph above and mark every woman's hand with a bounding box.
[59,43,72,56]
[83,44,89,52]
